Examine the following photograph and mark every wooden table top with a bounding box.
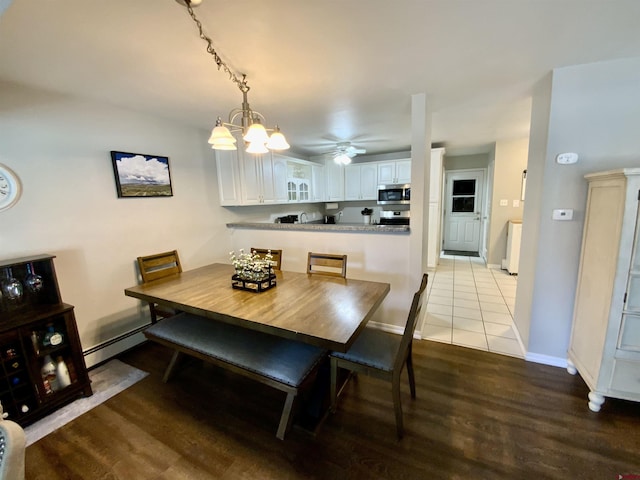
[124,263,390,352]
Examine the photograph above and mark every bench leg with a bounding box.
[276,392,297,440]
[162,350,183,383]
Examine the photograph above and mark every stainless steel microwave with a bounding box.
[377,184,410,205]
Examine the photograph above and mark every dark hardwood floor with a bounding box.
[26,339,640,479]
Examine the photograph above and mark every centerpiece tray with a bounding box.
[231,273,277,293]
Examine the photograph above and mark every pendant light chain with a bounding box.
[180,0,289,152]
[184,1,250,94]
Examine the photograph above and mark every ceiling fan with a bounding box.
[332,142,367,165]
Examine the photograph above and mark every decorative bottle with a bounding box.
[56,356,72,389]
[41,354,58,394]
[42,324,64,348]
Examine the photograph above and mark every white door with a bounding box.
[443,170,484,252]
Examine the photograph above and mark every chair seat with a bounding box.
[331,327,400,372]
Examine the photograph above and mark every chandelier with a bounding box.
[178,0,289,154]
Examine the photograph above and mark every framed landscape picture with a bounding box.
[111,151,173,198]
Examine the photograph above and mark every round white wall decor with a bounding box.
[0,163,22,212]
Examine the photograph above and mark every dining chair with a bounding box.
[250,248,283,270]
[136,250,182,323]
[330,273,428,438]
[0,403,26,480]
[307,252,347,278]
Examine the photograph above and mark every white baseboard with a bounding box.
[510,321,527,357]
[83,330,147,369]
[368,321,421,340]
[486,263,501,270]
[525,352,568,369]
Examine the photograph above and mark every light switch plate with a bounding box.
[499,199,508,206]
[552,209,574,220]
[556,152,579,164]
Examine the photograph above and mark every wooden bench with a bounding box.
[144,312,327,440]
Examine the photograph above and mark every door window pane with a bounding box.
[453,180,476,196]
[452,197,475,212]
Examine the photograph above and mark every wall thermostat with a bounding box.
[552,209,574,220]
[556,152,579,164]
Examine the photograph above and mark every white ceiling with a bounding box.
[1,0,639,158]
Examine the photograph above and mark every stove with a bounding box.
[379,210,410,225]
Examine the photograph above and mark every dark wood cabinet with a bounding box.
[0,254,92,426]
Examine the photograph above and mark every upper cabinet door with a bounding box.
[325,159,345,201]
[262,154,288,204]
[395,160,411,184]
[344,165,362,201]
[360,163,378,199]
[311,164,325,202]
[345,164,378,200]
[377,160,411,184]
[215,149,242,206]
[271,155,289,203]
[377,162,395,184]
[240,153,263,205]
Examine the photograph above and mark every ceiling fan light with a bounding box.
[243,121,269,144]
[266,127,290,150]
[246,140,269,154]
[334,153,351,165]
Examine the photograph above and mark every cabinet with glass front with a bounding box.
[0,254,92,425]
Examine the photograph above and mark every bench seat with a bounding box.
[144,312,327,440]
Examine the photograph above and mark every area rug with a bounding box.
[24,359,149,446]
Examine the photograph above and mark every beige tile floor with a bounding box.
[422,253,524,358]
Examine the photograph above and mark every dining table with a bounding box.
[124,263,391,353]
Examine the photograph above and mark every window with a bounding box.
[451,179,476,213]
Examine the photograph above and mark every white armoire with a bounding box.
[568,168,640,412]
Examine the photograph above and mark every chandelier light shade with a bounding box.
[266,126,290,150]
[208,117,238,150]
[243,120,270,144]
[246,141,270,154]
[178,0,289,154]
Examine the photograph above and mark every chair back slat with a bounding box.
[251,248,283,270]
[307,252,347,278]
[395,273,429,371]
[137,250,182,283]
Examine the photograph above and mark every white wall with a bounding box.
[0,81,234,365]
[486,138,528,267]
[517,56,640,364]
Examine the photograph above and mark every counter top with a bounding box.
[226,222,410,234]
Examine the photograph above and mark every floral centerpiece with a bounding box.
[229,249,276,292]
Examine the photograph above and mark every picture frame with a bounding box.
[110,151,173,198]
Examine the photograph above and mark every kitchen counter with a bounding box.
[226,222,410,234]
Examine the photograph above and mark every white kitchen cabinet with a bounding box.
[241,152,288,205]
[377,159,411,185]
[285,160,312,203]
[270,154,289,203]
[344,163,378,201]
[215,149,242,206]
[567,168,640,412]
[325,158,345,201]
[311,164,325,202]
